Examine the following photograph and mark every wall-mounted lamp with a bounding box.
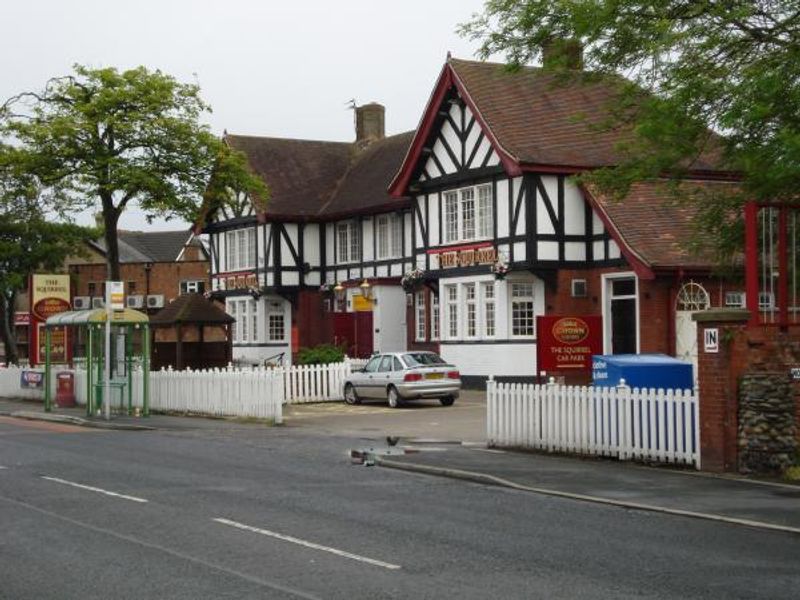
[359,279,372,299]
[334,282,345,300]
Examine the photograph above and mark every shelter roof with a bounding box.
[149,293,234,326]
[45,308,149,326]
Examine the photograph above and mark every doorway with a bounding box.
[603,274,638,354]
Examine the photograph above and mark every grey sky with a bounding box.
[2,0,492,231]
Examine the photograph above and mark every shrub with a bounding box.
[295,344,345,365]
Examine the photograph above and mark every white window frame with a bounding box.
[445,284,459,339]
[724,291,745,308]
[601,272,640,354]
[415,291,426,342]
[336,220,360,264]
[227,298,261,344]
[464,283,477,338]
[509,281,536,338]
[443,184,493,244]
[482,281,496,338]
[376,213,403,260]
[431,293,440,341]
[225,228,256,272]
[267,301,285,342]
[180,280,206,295]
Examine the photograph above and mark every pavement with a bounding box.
[375,444,800,534]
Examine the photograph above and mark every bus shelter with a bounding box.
[43,308,150,416]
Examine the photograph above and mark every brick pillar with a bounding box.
[692,309,749,472]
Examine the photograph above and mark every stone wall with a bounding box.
[738,373,798,474]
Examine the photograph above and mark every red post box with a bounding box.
[55,371,76,408]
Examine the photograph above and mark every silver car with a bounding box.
[343,351,461,408]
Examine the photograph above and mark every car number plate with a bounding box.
[425,372,444,379]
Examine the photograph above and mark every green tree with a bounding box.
[461,1,800,258]
[0,191,96,365]
[0,65,267,280]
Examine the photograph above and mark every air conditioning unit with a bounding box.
[146,294,165,309]
[126,295,144,309]
[73,296,90,310]
[91,297,105,309]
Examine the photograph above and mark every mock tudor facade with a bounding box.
[198,57,739,381]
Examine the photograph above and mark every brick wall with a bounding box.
[71,260,209,306]
[695,310,800,472]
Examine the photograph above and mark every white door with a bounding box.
[675,282,710,378]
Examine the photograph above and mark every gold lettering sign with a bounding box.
[245,274,258,287]
[438,247,497,269]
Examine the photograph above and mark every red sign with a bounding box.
[14,312,30,325]
[32,297,71,321]
[537,316,602,372]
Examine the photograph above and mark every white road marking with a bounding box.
[0,466,8,469]
[41,476,148,503]
[214,517,402,570]
[0,494,321,600]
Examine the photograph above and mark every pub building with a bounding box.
[198,54,739,384]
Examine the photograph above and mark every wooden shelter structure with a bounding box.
[149,293,234,370]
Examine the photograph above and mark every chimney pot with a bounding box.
[355,102,385,145]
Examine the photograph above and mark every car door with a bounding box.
[356,355,383,398]
[374,355,396,395]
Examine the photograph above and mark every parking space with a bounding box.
[283,389,486,443]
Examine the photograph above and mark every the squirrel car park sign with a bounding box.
[537,316,603,373]
[30,274,71,365]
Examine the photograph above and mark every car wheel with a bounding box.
[387,386,402,408]
[439,396,455,407]
[344,383,360,405]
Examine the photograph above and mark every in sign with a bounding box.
[704,328,719,353]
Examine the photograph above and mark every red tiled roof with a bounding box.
[319,132,414,217]
[585,179,739,270]
[449,58,724,171]
[224,135,353,218]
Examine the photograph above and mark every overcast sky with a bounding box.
[1,0,494,231]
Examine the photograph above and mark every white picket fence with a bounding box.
[281,359,365,403]
[487,378,700,468]
[0,358,363,419]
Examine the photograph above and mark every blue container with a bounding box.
[592,354,693,390]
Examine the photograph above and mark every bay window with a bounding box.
[431,294,440,340]
[225,228,256,272]
[443,184,493,244]
[445,285,459,338]
[415,291,426,341]
[482,282,495,337]
[464,283,477,338]
[227,297,261,344]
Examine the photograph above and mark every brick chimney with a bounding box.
[542,38,583,70]
[355,102,385,145]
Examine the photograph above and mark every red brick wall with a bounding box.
[71,261,209,306]
[696,315,800,471]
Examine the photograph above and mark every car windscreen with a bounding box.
[402,352,447,367]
